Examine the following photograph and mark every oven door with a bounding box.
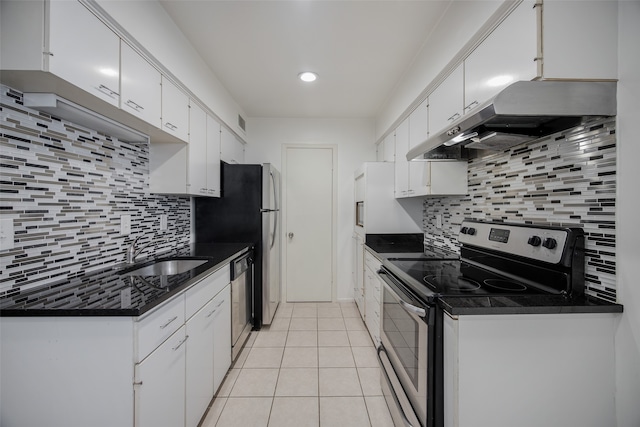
[378,267,434,427]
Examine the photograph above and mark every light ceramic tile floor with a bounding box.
[200,302,394,427]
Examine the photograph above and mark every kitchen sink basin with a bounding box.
[120,259,208,276]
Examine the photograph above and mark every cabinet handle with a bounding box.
[464,100,479,111]
[164,122,178,131]
[447,112,460,122]
[125,99,144,111]
[206,309,217,318]
[172,335,189,351]
[97,84,119,98]
[159,316,178,329]
[215,299,225,308]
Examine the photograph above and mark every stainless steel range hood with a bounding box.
[406,80,617,160]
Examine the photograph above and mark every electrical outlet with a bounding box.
[0,218,15,251]
[121,214,131,236]
[160,214,168,231]
[436,214,443,229]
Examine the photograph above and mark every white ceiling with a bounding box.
[159,0,452,119]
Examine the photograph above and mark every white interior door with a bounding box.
[284,146,334,302]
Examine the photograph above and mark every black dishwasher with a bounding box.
[230,250,253,361]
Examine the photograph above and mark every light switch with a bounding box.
[121,214,131,236]
[0,218,15,251]
[160,214,167,230]
[436,214,443,229]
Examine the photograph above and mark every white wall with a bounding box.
[615,2,640,425]
[246,118,376,301]
[96,0,247,138]
[375,0,502,141]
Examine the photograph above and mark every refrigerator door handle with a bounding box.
[269,170,279,249]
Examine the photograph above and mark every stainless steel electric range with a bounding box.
[376,219,585,427]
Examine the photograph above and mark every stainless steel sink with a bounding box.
[120,259,208,276]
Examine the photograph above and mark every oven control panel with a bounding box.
[458,220,571,264]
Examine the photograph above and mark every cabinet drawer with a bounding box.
[364,252,382,274]
[137,296,185,361]
[185,265,230,320]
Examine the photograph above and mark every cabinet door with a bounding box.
[185,299,216,427]
[383,133,395,162]
[212,285,231,392]
[464,0,537,113]
[394,119,409,198]
[408,98,428,150]
[429,64,464,136]
[48,1,120,107]
[206,115,221,197]
[541,1,617,80]
[408,160,430,197]
[354,235,365,319]
[220,127,244,164]
[120,41,161,127]
[364,267,381,345]
[161,77,189,142]
[187,102,208,196]
[136,326,186,427]
[430,160,468,195]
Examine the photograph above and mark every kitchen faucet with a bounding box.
[126,235,167,264]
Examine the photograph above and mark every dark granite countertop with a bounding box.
[365,237,623,316]
[0,243,252,317]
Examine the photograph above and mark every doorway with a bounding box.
[282,145,336,302]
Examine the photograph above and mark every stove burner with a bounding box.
[483,279,527,292]
[424,275,481,292]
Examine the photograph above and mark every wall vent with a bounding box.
[238,114,246,133]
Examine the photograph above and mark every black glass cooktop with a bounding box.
[385,258,564,297]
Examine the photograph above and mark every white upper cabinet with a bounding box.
[408,98,429,150]
[206,115,222,197]
[48,0,121,107]
[150,104,221,197]
[120,41,161,127]
[161,77,190,142]
[409,160,468,197]
[464,0,537,114]
[394,120,410,198]
[220,127,245,164]
[428,63,464,136]
[383,133,395,162]
[541,1,617,79]
[188,102,208,196]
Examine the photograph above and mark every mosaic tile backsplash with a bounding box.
[423,116,617,302]
[0,86,191,295]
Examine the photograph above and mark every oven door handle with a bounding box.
[378,269,427,318]
[399,299,426,318]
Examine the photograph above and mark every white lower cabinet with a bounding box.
[363,250,382,345]
[136,326,187,427]
[353,234,365,319]
[443,312,618,427]
[0,265,233,427]
[185,285,230,427]
[212,286,232,392]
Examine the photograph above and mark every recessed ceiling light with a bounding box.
[298,72,318,83]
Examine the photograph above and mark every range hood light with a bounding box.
[444,131,478,146]
[487,75,513,87]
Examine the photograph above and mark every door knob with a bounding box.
[288,232,294,239]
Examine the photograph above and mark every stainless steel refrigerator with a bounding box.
[195,163,281,329]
